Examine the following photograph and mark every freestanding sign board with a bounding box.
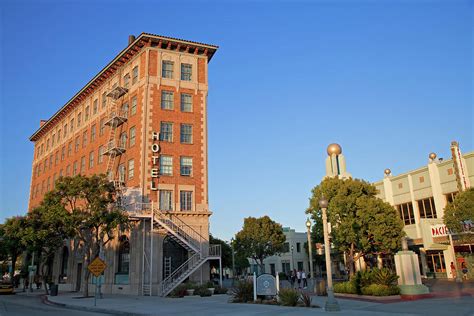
[256,273,277,296]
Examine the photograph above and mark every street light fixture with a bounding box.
[305,218,314,286]
[319,195,340,312]
[291,245,295,271]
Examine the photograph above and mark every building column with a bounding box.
[419,248,428,277]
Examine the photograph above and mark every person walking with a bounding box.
[290,270,295,288]
[302,270,307,289]
[297,269,301,289]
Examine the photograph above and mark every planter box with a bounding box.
[186,289,195,296]
[335,293,401,301]
[207,288,215,295]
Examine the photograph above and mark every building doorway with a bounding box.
[162,236,188,280]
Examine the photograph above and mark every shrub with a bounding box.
[230,280,254,303]
[278,272,288,280]
[361,284,400,296]
[169,284,188,297]
[185,282,198,290]
[354,270,372,294]
[333,281,357,294]
[278,288,300,306]
[199,288,212,297]
[371,268,398,286]
[300,292,312,307]
[205,281,215,288]
[214,285,228,294]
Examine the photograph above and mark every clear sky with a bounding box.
[0,0,472,241]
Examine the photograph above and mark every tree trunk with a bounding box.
[348,243,355,277]
[42,261,50,295]
[82,248,91,297]
[10,253,17,280]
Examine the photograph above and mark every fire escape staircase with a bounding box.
[131,203,220,297]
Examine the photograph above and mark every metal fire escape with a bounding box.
[129,203,221,297]
[103,86,128,190]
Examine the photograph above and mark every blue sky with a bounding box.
[1,0,472,241]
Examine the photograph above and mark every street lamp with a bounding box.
[305,218,314,285]
[319,196,340,312]
[291,245,295,271]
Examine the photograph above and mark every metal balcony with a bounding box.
[107,86,128,100]
[104,110,128,128]
[102,141,126,157]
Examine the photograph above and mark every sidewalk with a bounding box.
[45,292,406,316]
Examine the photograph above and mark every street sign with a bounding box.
[256,273,277,296]
[88,257,107,277]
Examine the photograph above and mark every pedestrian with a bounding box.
[461,262,469,281]
[302,270,307,289]
[290,270,295,288]
[450,262,457,279]
[297,269,301,289]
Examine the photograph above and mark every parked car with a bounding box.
[0,281,14,294]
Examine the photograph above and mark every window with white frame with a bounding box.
[159,190,173,211]
[91,125,96,142]
[93,99,98,114]
[132,66,138,84]
[80,156,86,174]
[131,96,137,115]
[180,191,192,211]
[121,103,129,117]
[120,132,127,148]
[98,146,104,164]
[77,112,82,127]
[161,91,174,110]
[118,164,126,182]
[159,156,173,175]
[180,157,192,176]
[180,93,192,112]
[129,126,136,147]
[417,197,437,219]
[128,159,134,180]
[181,63,192,81]
[159,122,173,142]
[89,151,94,168]
[85,106,90,121]
[162,61,173,79]
[100,118,105,136]
[123,73,130,89]
[180,124,192,144]
[102,92,107,108]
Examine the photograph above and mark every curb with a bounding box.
[42,294,152,316]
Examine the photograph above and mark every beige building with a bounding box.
[374,141,473,278]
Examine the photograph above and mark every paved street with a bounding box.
[0,293,106,316]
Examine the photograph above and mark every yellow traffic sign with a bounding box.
[88,257,107,277]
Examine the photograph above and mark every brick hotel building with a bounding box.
[28,33,219,296]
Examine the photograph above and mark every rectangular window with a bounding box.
[445,192,458,204]
[68,142,72,156]
[73,161,78,176]
[180,93,192,112]
[159,190,173,211]
[132,66,138,84]
[89,151,94,168]
[396,202,415,225]
[93,99,98,114]
[283,242,290,253]
[77,112,82,127]
[82,131,87,147]
[417,197,437,219]
[161,91,174,110]
[80,156,86,173]
[98,146,104,164]
[121,103,129,118]
[162,61,174,79]
[61,146,65,161]
[43,160,47,172]
[70,118,74,132]
[180,191,192,211]
[128,159,134,180]
[180,157,192,176]
[47,177,50,191]
[52,133,55,146]
[59,169,63,177]
[66,165,70,176]
[181,63,192,81]
[159,156,173,175]
[55,151,59,165]
[296,242,301,253]
[102,92,107,108]
[91,124,96,142]
[123,73,130,89]
[85,106,90,121]
[75,137,80,152]
[159,122,173,142]
[49,155,53,169]
[57,130,61,143]
[129,126,136,147]
[118,164,126,182]
[180,124,192,144]
[46,138,50,151]
[131,96,137,115]
[63,124,68,138]
[120,132,127,148]
[100,118,106,136]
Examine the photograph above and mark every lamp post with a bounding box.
[319,196,340,311]
[306,218,314,285]
[290,245,295,271]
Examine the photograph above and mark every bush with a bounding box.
[278,272,288,280]
[354,270,372,294]
[169,284,188,297]
[199,288,212,297]
[361,284,400,296]
[371,268,398,286]
[333,281,357,294]
[214,285,228,294]
[205,281,215,288]
[230,280,254,303]
[278,288,300,306]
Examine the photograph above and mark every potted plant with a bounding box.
[206,281,215,295]
[186,282,197,296]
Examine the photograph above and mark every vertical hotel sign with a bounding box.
[450,141,470,192]
[150,131,160,191]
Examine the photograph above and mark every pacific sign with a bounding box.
[431,220,473,237]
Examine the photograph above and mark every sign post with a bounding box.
[88,257,107,307]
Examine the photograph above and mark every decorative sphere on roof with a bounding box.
[429,152,437,160]
[384,168,391,175]
[327,143,342,156]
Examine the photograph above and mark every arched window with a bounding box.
[118,236,130,274]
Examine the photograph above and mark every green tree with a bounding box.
[234,216,286,274]
[444,188,474,242]
[46,174,129,297]
[22,192,75,294]
[306,177,404,276]
[0,216,28,280]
